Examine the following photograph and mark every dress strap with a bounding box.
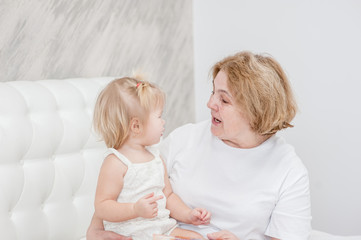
[106,148,132,166]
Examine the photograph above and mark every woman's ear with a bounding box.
[130,118,142,135]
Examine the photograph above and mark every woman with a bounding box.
[87,51,311,240]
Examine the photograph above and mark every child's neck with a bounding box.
[120,140,147,152]
[117,139,154,163]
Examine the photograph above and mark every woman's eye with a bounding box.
[221,99,229,104]
[211,91,215,95]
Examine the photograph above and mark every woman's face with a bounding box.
[207,71,256,148]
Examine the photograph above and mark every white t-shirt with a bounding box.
[159,120,311,240]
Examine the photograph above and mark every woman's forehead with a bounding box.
[214,72,233,96]
[214,71,228,87]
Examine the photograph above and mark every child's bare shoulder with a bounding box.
[101,153,128,174]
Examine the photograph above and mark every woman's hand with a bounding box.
[87,214,132,240]
[207,230,239,240]
[87,229,132,240]
[188,208,211,225]
[86,217,132,240]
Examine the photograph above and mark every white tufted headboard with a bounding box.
[0,78,114,240]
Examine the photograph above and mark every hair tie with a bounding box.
[136,82,141,88]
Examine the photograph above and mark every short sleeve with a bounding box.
[158,122,195,175]
[265,159,312,240]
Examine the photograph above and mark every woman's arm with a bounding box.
[265,162,311,239]
[86,214,132,240]
[207,231,280,240]
[161,157,211,225]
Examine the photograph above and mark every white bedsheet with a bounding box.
[311,230,361,240]
[81,230,361,240]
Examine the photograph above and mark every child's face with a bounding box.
[142,106,165,146]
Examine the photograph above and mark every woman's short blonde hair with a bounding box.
[212,51,297,135]
[93,77,165,149]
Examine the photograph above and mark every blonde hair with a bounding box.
[93,77,165,149]
[212,51,297,135]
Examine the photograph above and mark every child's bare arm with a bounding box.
[95,154,163,222]
[94,154,137,222]
[161,157,211,225]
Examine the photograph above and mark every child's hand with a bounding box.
[134,192,163,218]
[188,208,211,225]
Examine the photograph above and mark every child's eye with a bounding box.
[221,98,229,104]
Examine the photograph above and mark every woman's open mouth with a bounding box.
[212,117,222,124]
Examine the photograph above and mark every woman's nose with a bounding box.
[207,94,218,111]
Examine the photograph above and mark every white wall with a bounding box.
[193,0,361,236]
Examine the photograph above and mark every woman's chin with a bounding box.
[210,126,221,137]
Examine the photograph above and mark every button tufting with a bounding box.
[1,78,114,239]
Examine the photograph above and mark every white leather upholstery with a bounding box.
[0,78,114,240]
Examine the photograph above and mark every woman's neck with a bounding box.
[221,133,272,149]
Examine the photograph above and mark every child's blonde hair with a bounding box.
[93,77,165,149]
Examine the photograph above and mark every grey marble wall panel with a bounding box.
[0,0,194,134]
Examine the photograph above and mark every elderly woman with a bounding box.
[87,51,311,240]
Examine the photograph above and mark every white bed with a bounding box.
[311,230,361,240]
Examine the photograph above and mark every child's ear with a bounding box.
[130,118,143,134]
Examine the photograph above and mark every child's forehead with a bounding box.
[153,105,164,112]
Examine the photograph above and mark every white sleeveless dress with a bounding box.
[103,147,177,240]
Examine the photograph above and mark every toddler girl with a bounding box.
[92,77,211,240]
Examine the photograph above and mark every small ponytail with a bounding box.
[135,80,156,112]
